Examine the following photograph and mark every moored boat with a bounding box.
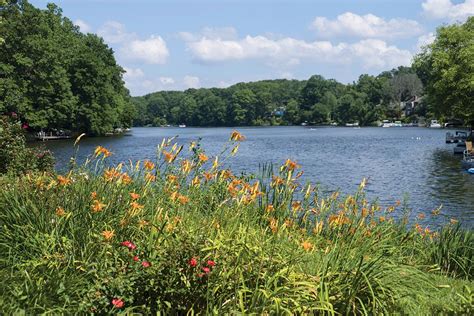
[345,122,359,127]
[429,120,442,128]
[446,131,468,143]
[453,142,466,154]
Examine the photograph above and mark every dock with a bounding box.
[35,132,72,141]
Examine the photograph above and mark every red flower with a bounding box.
[189,257,198,267]
[142,260,151,268]
[133,255,139,262]
[202,266,210,274]
[120,240,137,250]
[206,260,216,267]
[112,298,124,308]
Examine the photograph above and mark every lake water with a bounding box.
[36,126,474,226]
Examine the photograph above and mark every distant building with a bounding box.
[273,106,286,117]
[401,95,421,117]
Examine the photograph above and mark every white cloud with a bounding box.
[178,27,238,41]
[183,75,201,89]
[121,36,169,64]
[123,67,144,80]
[74,19,91,33]
[183,34,412,70]
[160,77,175,85]
[217,81,232,88]
[97,21,136,44]
[422,0,474,21]
[310,12,423,39]
[416,32,436,51]
[350,39,412,69]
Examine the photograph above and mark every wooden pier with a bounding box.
[35,132,72,141]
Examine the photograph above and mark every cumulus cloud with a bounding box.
[183,34,412,70]
[121,36,169,64]
[97,21,169,64]
[123,67,144,80]
[422,0,474,21]
[160,77,175,85]
[178,26,238,41]
[183,75,201,89]
[97,21,136,44]
[310,12,423,39]
[74,19,92,33]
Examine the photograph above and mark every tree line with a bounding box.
[133,68,426,127]
[134,17,473,128]
[1,0,471,132]
[0,0,135,136]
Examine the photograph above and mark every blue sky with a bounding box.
[30,0,473,96]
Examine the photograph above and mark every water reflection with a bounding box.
[428,149,474,221]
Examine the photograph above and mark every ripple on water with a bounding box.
[35,126,474,226]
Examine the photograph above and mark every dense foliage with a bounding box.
[414,17,474,126]
[132,68,425,127]
[0,0,135,135]
[0,133,472,314]
[0,114,54,174]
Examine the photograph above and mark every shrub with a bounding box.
[0,115,54,174]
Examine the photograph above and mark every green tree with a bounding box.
[413,17,474,125]
[0,0,133,135]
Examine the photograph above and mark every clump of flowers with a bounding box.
[111,298,124,308]
[188,257,217,277]
[120,240,137,251]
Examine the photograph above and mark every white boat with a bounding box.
[429,120,442,128]
[382,120,392,128]
[381,120,402,127]
[178,124,186,128]
[345,122,359,127]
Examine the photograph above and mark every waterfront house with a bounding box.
[401,95,421,117]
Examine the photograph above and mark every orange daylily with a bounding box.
[120,173,132,185]
[144,160,155,170]
[101,230,115,240]
[181,160,193,173]
[198,153,209,163]
[57,175,71,186]
[145,173,156,182]
[162,151,175,163]
[284,159,300,171]
[55,207,66,217]
[230,130,245,141]
[94,146,112,158]
[130,201,144,211]
[301,240,313,252]
[91,199,106,213]
[129,192,140,200]
[177,195,190,205]
[104,168,121,182]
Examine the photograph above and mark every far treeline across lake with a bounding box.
[0,0,473,134]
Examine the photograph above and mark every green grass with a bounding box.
[0,135,473,314]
